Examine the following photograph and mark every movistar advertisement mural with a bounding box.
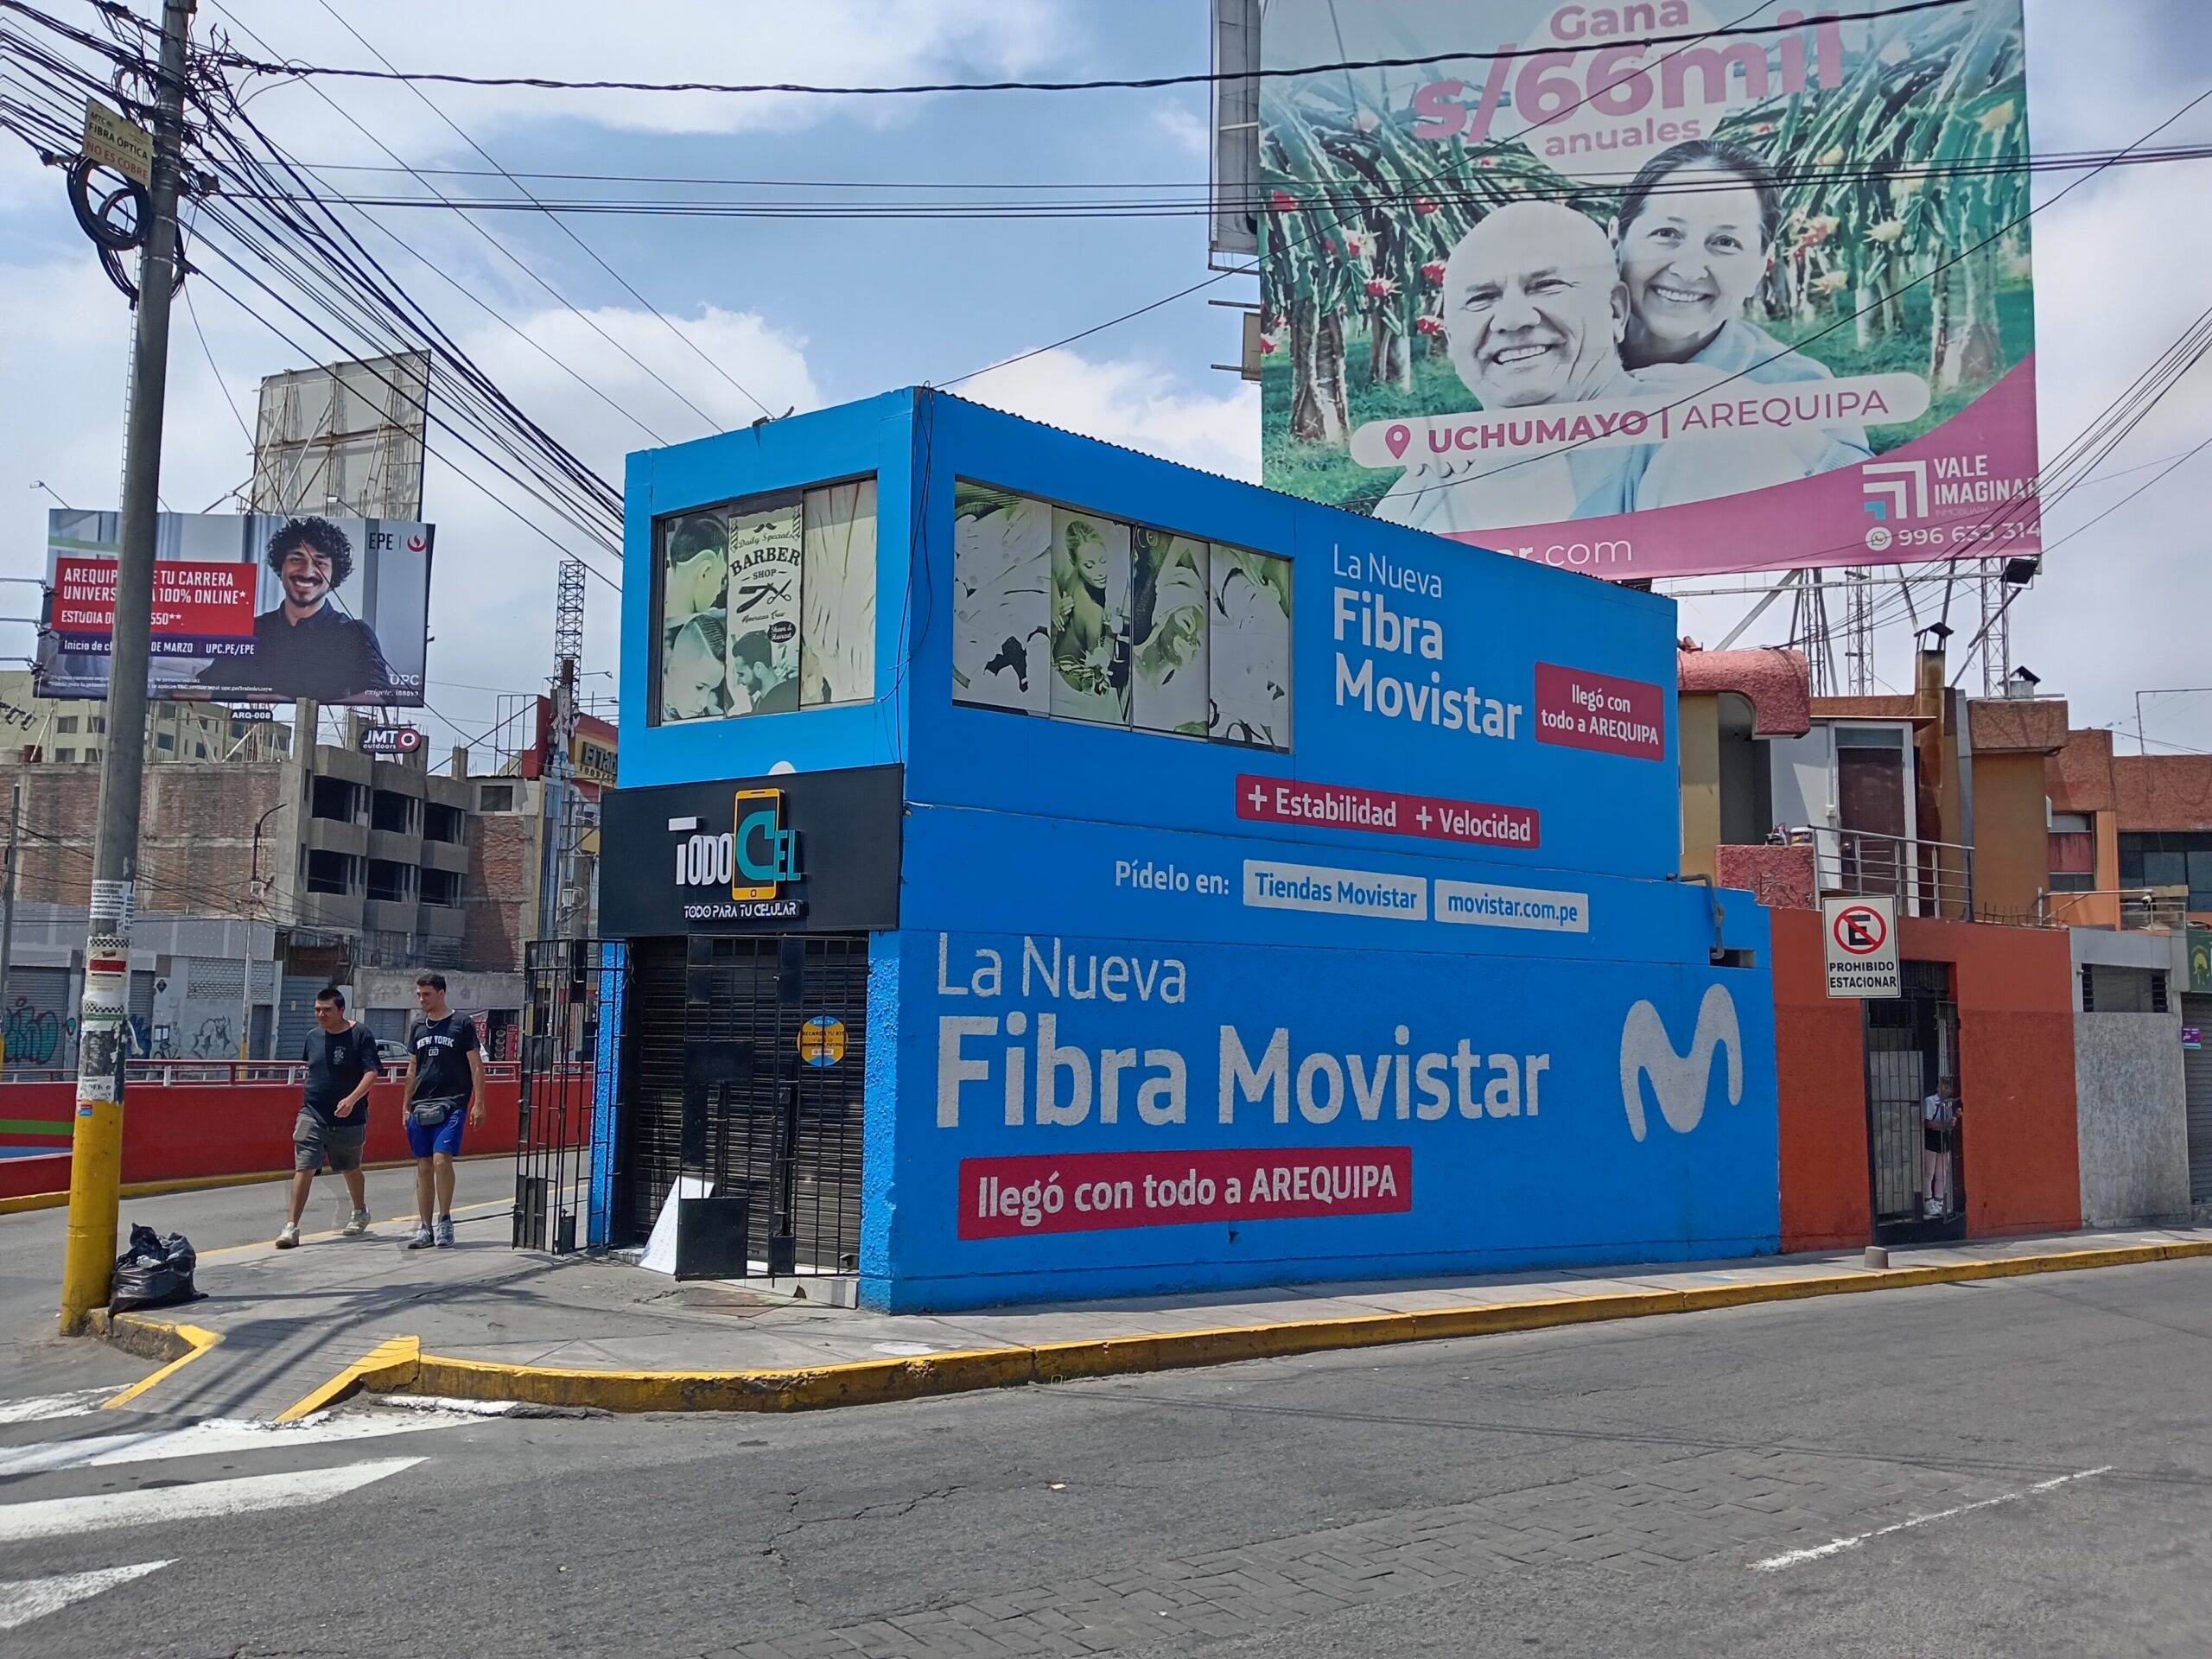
[868,805,1778,1311]
[922,444,1687,883]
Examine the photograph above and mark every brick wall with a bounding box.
[0,762,288,917]
[463,810,532,972]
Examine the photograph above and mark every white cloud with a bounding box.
[207,0,1078,161]
[959,346,1259,483]
[1153,105,1212,160]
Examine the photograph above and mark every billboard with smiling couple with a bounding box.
[1257,0,2037,581]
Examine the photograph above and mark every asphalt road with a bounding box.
[0,1248,2206,1657]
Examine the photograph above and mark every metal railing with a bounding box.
[1779,825,1975,919]
[0,1058,523,1087]
[2038,886,2191,931]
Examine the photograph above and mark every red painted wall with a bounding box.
[1773,910,2081,1250]
[0,1152,73,1203]
[0,1077,520,1200]
[1908,918,2082,1239]
[1772,908,1872,1250]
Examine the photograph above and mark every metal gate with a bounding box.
[512,938,625,1255]
[1865,958,1963,1244]
[2184,995,2212,1207]
[624,932,868,1273]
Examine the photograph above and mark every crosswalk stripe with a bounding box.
[0,1408,471,1479]
[0,1561,170,1632]
[0,1456,423,1543]
[0,1390,111,1427]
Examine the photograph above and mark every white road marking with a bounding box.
[1752,1467,2113,1571]
[0,1561,170,1632]
[368,1395,543,1417]
[0,1390,111,1427]
[0,1456,424,1543]
[0,1409,471,1478]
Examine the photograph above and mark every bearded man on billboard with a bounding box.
[197,515,396,702]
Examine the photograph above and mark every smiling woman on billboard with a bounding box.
[1611,138,1871,475]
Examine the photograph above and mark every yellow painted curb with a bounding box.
[274,1335,421,1423]
[99,1313,222,1409]
[329,1237,2212,1417]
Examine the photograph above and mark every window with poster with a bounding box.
[650,477,879,725]
[950,480,1293,753]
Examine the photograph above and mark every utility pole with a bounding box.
[60,0,194,1334]
[0,779,22,1079]
[538,655,576,942]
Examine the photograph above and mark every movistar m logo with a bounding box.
[1618,985,1742,1141]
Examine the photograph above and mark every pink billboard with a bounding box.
[1258,0,2037,581]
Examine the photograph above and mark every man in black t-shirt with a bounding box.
[402,970,486,1250]
[277,986,384,1249]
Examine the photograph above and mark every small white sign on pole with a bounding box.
[1823,895,1900,999]
[82,100,153,186]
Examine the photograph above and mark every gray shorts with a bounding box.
[294,1109,367,1173]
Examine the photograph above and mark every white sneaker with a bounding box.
[405,1224,435,1250]
[341,1209,372,1237]
[276,1221,300,1249]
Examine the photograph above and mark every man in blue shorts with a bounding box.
[401,970,486,1249]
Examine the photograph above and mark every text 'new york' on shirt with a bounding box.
[409,1010,480,1104]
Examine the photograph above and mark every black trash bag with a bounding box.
[109,1223,205,1313]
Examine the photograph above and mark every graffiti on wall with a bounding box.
[2,998,63,1065]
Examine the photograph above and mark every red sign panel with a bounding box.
[957,1147,1413,1240]
[1236,774,1537,850]
[1533,664,1666,760]
[51,556,256,639]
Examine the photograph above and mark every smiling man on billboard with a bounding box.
[197,515,395,702]
[1375,203,1808,535]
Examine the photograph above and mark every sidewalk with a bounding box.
[102,1208,2212,1421]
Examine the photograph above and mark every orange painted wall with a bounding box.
[1773,911,2082,1249]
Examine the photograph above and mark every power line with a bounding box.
[305,0,774,425]
[194,0,1974,98]
[0,10,635,587]
[213,143,2212,219]
[937,0,1846,387]
[200,0,725,446]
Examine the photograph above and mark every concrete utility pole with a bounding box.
[60,0,195,1333]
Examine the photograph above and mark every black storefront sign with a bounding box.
[598,764,902,937]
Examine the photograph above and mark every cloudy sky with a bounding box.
[0,0,2207,757]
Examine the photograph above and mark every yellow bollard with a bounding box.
[60,1096,124,1334]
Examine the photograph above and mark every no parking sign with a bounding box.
[1823,896,1899,1000]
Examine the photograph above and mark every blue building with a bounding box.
[594,388,1777,1312]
